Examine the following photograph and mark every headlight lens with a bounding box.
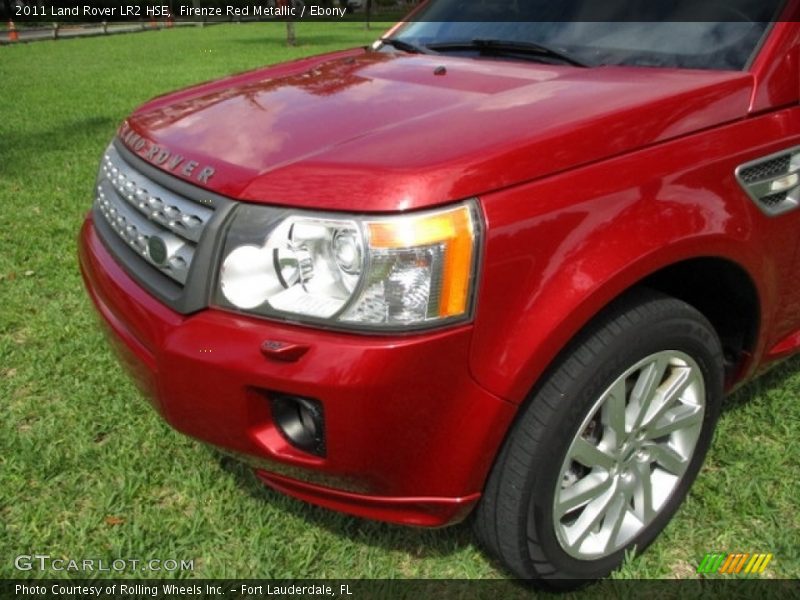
[215,200,480,330]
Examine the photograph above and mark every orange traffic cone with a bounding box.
[8,20,19,42]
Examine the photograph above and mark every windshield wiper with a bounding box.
[427,39,589,67]
[379,38,437,55]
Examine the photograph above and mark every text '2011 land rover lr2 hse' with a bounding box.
[79,0,800,585]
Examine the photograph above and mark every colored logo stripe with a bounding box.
[697,553,726,574]
[697,553,773,574]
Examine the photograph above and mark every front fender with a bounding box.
[469,113,799,403]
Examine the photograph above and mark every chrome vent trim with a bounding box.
[94,143,214,285]
[736,147,800,217]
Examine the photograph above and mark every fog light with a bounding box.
[271,394,326,457]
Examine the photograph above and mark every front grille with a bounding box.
[94,144,214,286]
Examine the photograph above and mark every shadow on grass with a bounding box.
[722,353,800,413]
[208,449,478,561]
[0,116,117,174]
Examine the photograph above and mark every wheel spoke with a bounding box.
[629,356,669,430]
[646,403,703,439]
[640,366,694,429]
[571,437,616,470]
[646,442,688,476]
[556,473,613,518]
[632,459,655,523]
[601,379,627,445]
[565,481,618,549]
[601,490,629,552]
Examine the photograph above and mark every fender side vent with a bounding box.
[739,154,791,184]
[736,149,800,217]
[760,191,788,207]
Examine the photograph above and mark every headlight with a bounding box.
[214,200,481,330]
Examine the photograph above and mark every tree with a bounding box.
[366,0,374,29]
[285,20,296,46]
[278,0,298,46]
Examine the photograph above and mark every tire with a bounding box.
[473,289,724,587]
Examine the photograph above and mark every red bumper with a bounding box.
[78,216,517,527]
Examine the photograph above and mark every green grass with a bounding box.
[1,23,798,589]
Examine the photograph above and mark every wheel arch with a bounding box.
[639,257,760,384]
[472,243,768,404]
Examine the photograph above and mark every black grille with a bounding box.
[739,154,791,184]
[760,191,788,207]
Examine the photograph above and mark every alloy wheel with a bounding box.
[553,350,705,559]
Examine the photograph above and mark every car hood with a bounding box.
[123,48,754,212]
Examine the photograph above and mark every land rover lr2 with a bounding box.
[79,1,799,584]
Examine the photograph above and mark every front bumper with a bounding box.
[78,216,517,526]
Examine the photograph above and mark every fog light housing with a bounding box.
[271,394,326,457]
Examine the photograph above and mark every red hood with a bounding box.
[123,48,753,212]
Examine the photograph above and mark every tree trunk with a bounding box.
[286,21,296,46]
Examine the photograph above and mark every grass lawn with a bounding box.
[1,22,798,589]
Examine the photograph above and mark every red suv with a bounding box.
[79,1,798,584]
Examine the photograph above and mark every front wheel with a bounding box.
[474,289,724,586]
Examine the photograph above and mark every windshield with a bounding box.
[392,0,786,70]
